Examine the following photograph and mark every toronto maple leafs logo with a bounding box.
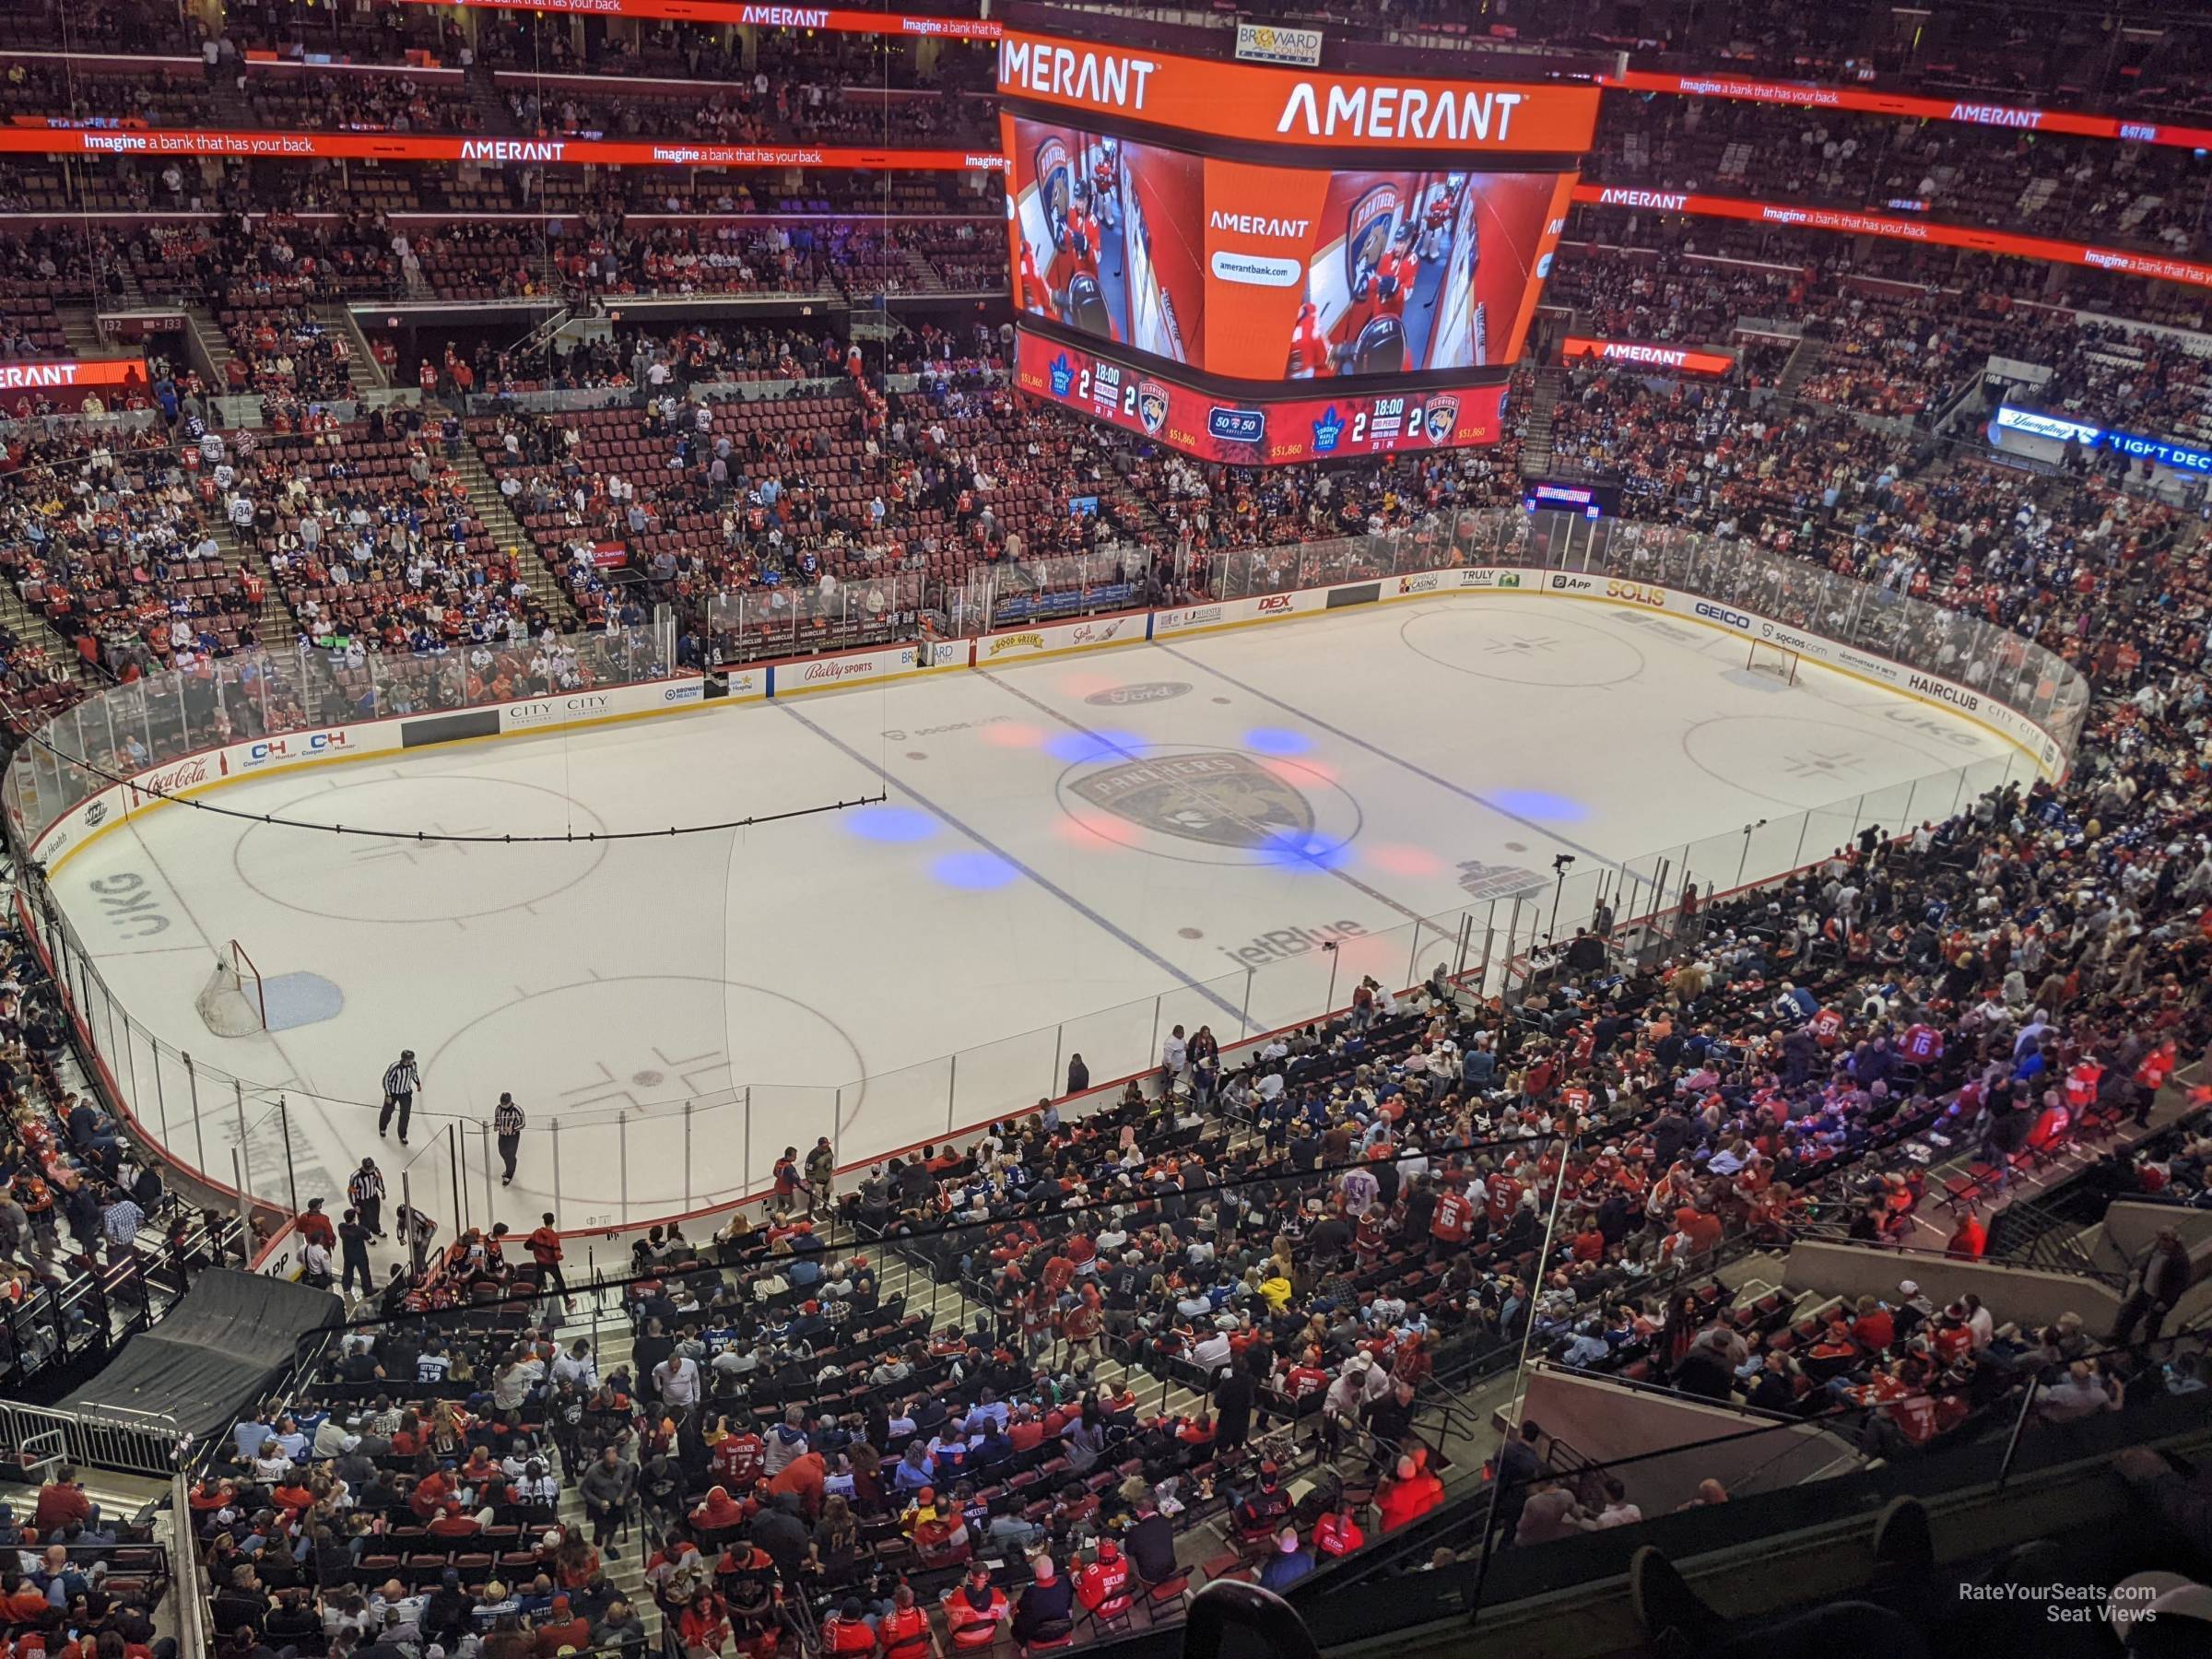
[1311,404,1346,453]
[1048,352,1075,398]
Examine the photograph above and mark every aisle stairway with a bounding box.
[205,516,301,647]
[1774,334,1821,400]
[1518,366,1563,477]
[448,446,583,630]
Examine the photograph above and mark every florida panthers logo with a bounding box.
[1422,394,1460,444]
[1136,380,1169,436]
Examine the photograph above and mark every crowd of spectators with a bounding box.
[0,916,198,1390]
[0,425,261,674]
[1584,98,2212,255]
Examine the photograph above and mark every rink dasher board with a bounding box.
[25,571,2067,877]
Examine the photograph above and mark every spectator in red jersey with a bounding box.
[1313,1496,1366,1558]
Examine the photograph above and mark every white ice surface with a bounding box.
[53,598,2019,1232]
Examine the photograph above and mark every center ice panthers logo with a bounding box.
[1070,752,1312,849]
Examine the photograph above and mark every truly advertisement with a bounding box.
[1571,184,2212,292]
[1015,332,1507,465]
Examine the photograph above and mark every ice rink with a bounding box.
[51,595,2023,1231]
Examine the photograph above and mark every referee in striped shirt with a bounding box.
[379,1050,420,1145]
[493,1092,526,1185]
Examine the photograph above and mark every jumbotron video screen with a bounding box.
[996,31,1597,463]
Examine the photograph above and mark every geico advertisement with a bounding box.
[1006,112,1572,384]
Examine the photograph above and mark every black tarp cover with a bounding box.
[57,1267,342,1439]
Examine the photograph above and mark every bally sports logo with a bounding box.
[988,632,1046,658]
[801,659,878,683]
[1606,580,1665,607]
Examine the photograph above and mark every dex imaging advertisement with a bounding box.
[1006,113,1571,384]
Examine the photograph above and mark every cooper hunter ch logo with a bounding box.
[1070,752,1312,849]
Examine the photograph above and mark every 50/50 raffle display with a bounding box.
[996,29,1597,465]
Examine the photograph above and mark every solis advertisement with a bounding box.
[1015,333,1508,465]
[1006,113,1572,382]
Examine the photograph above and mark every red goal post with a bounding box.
[1747,638,1799,686]
[195,940,266,1036]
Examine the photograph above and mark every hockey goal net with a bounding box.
[1747,639,1800,686]
[194,940,266,1036]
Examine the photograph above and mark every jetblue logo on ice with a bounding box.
[1048,352,1076,397]
[1207,406,1265,445]
[1311,405,1345,453]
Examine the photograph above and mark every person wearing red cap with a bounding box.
[944,1559,1010,1649]
[534,1593,592,1657]
[1076,1537,1132,1618]
[689,1485,746,1547]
